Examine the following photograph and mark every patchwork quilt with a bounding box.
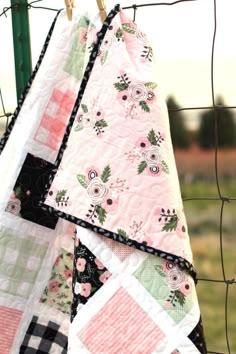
[0,4,207,354]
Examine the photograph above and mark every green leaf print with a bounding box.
[56,190,67,204]
[122,23,136,34]
[162,215,178,232]
[75,125,84,132]
[101,51,108,65]
[137,160,147,174]
[81,104,88,113]
[115,27,124,40]
[175,290,186,307]
[77,174,88,189]
[96,206,107,225]
[117,228,129,240]
[114,82,129,92]
[101,165,111,183]
[95,119,108,128]
[154,265,166,277]
[144,82,157,89]
[161,160,170,174]
[147,129,157,145]
[139,100,150,112]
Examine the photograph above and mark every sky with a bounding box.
[1,0,236,129]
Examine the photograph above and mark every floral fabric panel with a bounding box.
[64,16,96,80]
[43,8,194,265]
[5,153,58,229]
[71,233,111,321]
[40,249,73,314]
[34,88,76,151]
[133,255,196,324]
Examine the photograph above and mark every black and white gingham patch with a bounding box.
[20,316,68,353]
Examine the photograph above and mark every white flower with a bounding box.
[100,33,116,51]
[74,282,82,295]
[142,146,162,166]
[87,177,109,204]
[5,198,21,216]
[128,82,148,102]
[166,268,186,291]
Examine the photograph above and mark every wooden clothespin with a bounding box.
[96,0,107,23]
[64,0,75,21]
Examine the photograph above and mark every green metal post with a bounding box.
[11,0,32,100]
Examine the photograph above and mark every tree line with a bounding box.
[167,96,236,149]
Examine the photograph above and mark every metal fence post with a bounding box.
[11,0,32,101]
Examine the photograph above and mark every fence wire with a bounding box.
[0,1,235,353]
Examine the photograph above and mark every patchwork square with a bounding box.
[0,225,48,298]
[78,287,165,354]
[5,153,58,229]
[0,306,22,354]
[40,249,73,314]
[35,89,75,151]
[97,233,135,262]
[20,315,68,353]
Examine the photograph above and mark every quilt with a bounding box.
[0,4,207,354]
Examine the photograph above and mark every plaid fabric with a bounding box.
[20,316,68,354]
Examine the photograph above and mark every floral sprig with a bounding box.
[114,73,157,115]
[5,185,31,217]
[117,220,153,246]
[155,260,192,308]
[55,190,70,207]
[155,207,187,238]
[74,103,108,135]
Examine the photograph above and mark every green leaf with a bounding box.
[114,82,129,92]
[147,129,157,145]
[175,290,186,306]
[115,27,124,40]
[139,100,150,113]
[101,165,111,183]
[145,82,157,89]
[75,125,84,132]
[161,160,170,174]
[96,206,107,225]
[77,174,88,189]
[117,228,129,240]
[81,104,88,113]
[95,119,108,128]
[137,160,147,174]
[56,190,67,203]
[41,298,47,303]
[162,216,178,232]
[101,50,108,65]
[122,23,136,34]
[154,265,166,277]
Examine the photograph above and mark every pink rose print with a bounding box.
[166,268,186,291]
[94,258,105,270]
[49,280,59,293]
[147,163,162,177]
[101,193,119,214]
[99,270,112,283]
[135,137,151,150]
[64,269,73,279]
[80,283,92,297]
[5,197,21,216]
[54,256,60,266]
[76,258,86,272]
[180,281,192,296]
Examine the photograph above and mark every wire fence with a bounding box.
[0,1,235,353]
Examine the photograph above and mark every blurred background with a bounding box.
[0,0,236,352]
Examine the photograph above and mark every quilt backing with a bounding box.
[0,4,207,354]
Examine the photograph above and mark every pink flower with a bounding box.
[99,271,112,283]
[146,89,156,105]
[117,90,129,105]
[64,269,73,279]
[54,256,60,266]
[180,281,192,296]
[26,190,31,196]
[176,221,186,238]
[5,198,21,216]
[76,258,86,272]
[154,207,161,216]
[79,29,88,44]
[80,283,91,297]
[135,137,151,150]
[49,280,59,293]
[163,260,178,273]
[86,166,100,184]
[101,193,118,214]
[10,192,16,199]
[49,299,55,305]
[94,258,105,270]
[165,301,172,309]
[147,163,162,177]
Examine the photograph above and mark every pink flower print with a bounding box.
[135,137,151,150]
[76,258,86,272]
[136,231,153,247]
[180,281,192,296]
[101,193,118,214]
[26,190,31,196]
[64,269,73,279]
[99,270,112,283]
[87,177,109,204]
[166,269,186,291]
[165,301,172,309]
[54,256,60,266]
[6,197,21,216]
[79,29,88,44]
[147,163,162,177]
[49,299,55,305]
[94,258,105,270]
[117,90,129,105]
[80,283,91,297]
[86,166,100,184]
[163,260,178,274]
[154,207,161,216]
[146,89,156,105]
[176,221,187,238]
[49,280,59,293]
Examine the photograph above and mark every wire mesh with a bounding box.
[0,1,235,353]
